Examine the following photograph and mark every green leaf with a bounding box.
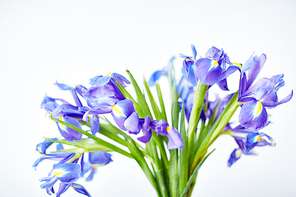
[46,138,113,152]
[126,69,153,118]
[191,92,240,174]
[115,79,143,117]
[144,77,162,120]
[144,78,169,179]
[125,132,162,197]
[169,82,179,197]
[51,116,133,158]
[179,104,188,196]
[79,120,127,147]
[156,82,167,122]
[187,81,208,152]
[181,149,215,197]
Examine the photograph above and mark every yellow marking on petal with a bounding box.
[254,135,261,142]
[185,57,193,61]
[235,149,242,158]
[37,147,42,153]
[210,60,218,69]
[72,84,79,88]
[112,105,126,117]
[53,169,66,177]
[166,127,171,132]
[91,164,104,168]
[60,116,66,130]
[233,62,242,69]
[253,101,263,117]
[71,183,82,188]
[107,72,113,76]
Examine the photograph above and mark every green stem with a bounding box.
[190,92,240,174]
[187,81,208,153]
[179,104,188,196]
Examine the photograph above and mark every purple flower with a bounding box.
[56,116,83,141]
[55,81,87,108]
[150,119,184,149]
[148,57,175,86]
[193,46,237,89]
[81,151,112,182]
[180,45,198,86]
[111,99,141,134]
[90,72,130,87]
[244,132,275,153]
[137,116,153,143]
[39,163,81,195]
[238,74,293,130]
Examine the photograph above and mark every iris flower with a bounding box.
[238,73,293,130]
[148,56,175,86]
[193,46,238,90]
[226,125,275,166]
[180,44,198,86]
[40,163,81,195]
[138,118,183,149]
[81,151,112,182]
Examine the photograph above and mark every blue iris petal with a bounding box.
[148,70,165,86]
[227,148,242,167]
[56,183,70,197]
[71,183,92,197]
[90,115,100,135]
[137,116,152,143]
[53,163,81,183]
[124,112,140,134]
[238,100,268,130]
[111,99,135,130]
[166,127,184,149]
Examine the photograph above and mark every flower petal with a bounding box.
[166,127,184,149]
[71,183,92,197]
[148,70,165,86]
[90,115,100,135]
[238,100,268,130]
[124,112,140,134]
[52,163,81,183]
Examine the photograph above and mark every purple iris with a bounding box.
[81,151,112,182]
[40,163,81,195]
[111,99,141,134]
[55,182,92,197]
[148,56,175,86]
[90,72,130,87]
[55,81,87,108]
[41,83,91,139]
[193,46,238,90]
[180,44,198,86]
[33,144,75,169]
[238,74,293,130]
[226,125,275,167]
[244,132,275,153]
[150,119,184,149]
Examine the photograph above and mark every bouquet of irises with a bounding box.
[33,45,293,197]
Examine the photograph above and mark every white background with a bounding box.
[1,0,296,196]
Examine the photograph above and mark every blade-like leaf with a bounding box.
[156,82,167,122]
[144,77,162,120]
[52,116,133,158]
[179,104,188,196]
[126,69,152,118]
[46,138,113,152]
[181,149,215,197]
[115,79,143,117]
